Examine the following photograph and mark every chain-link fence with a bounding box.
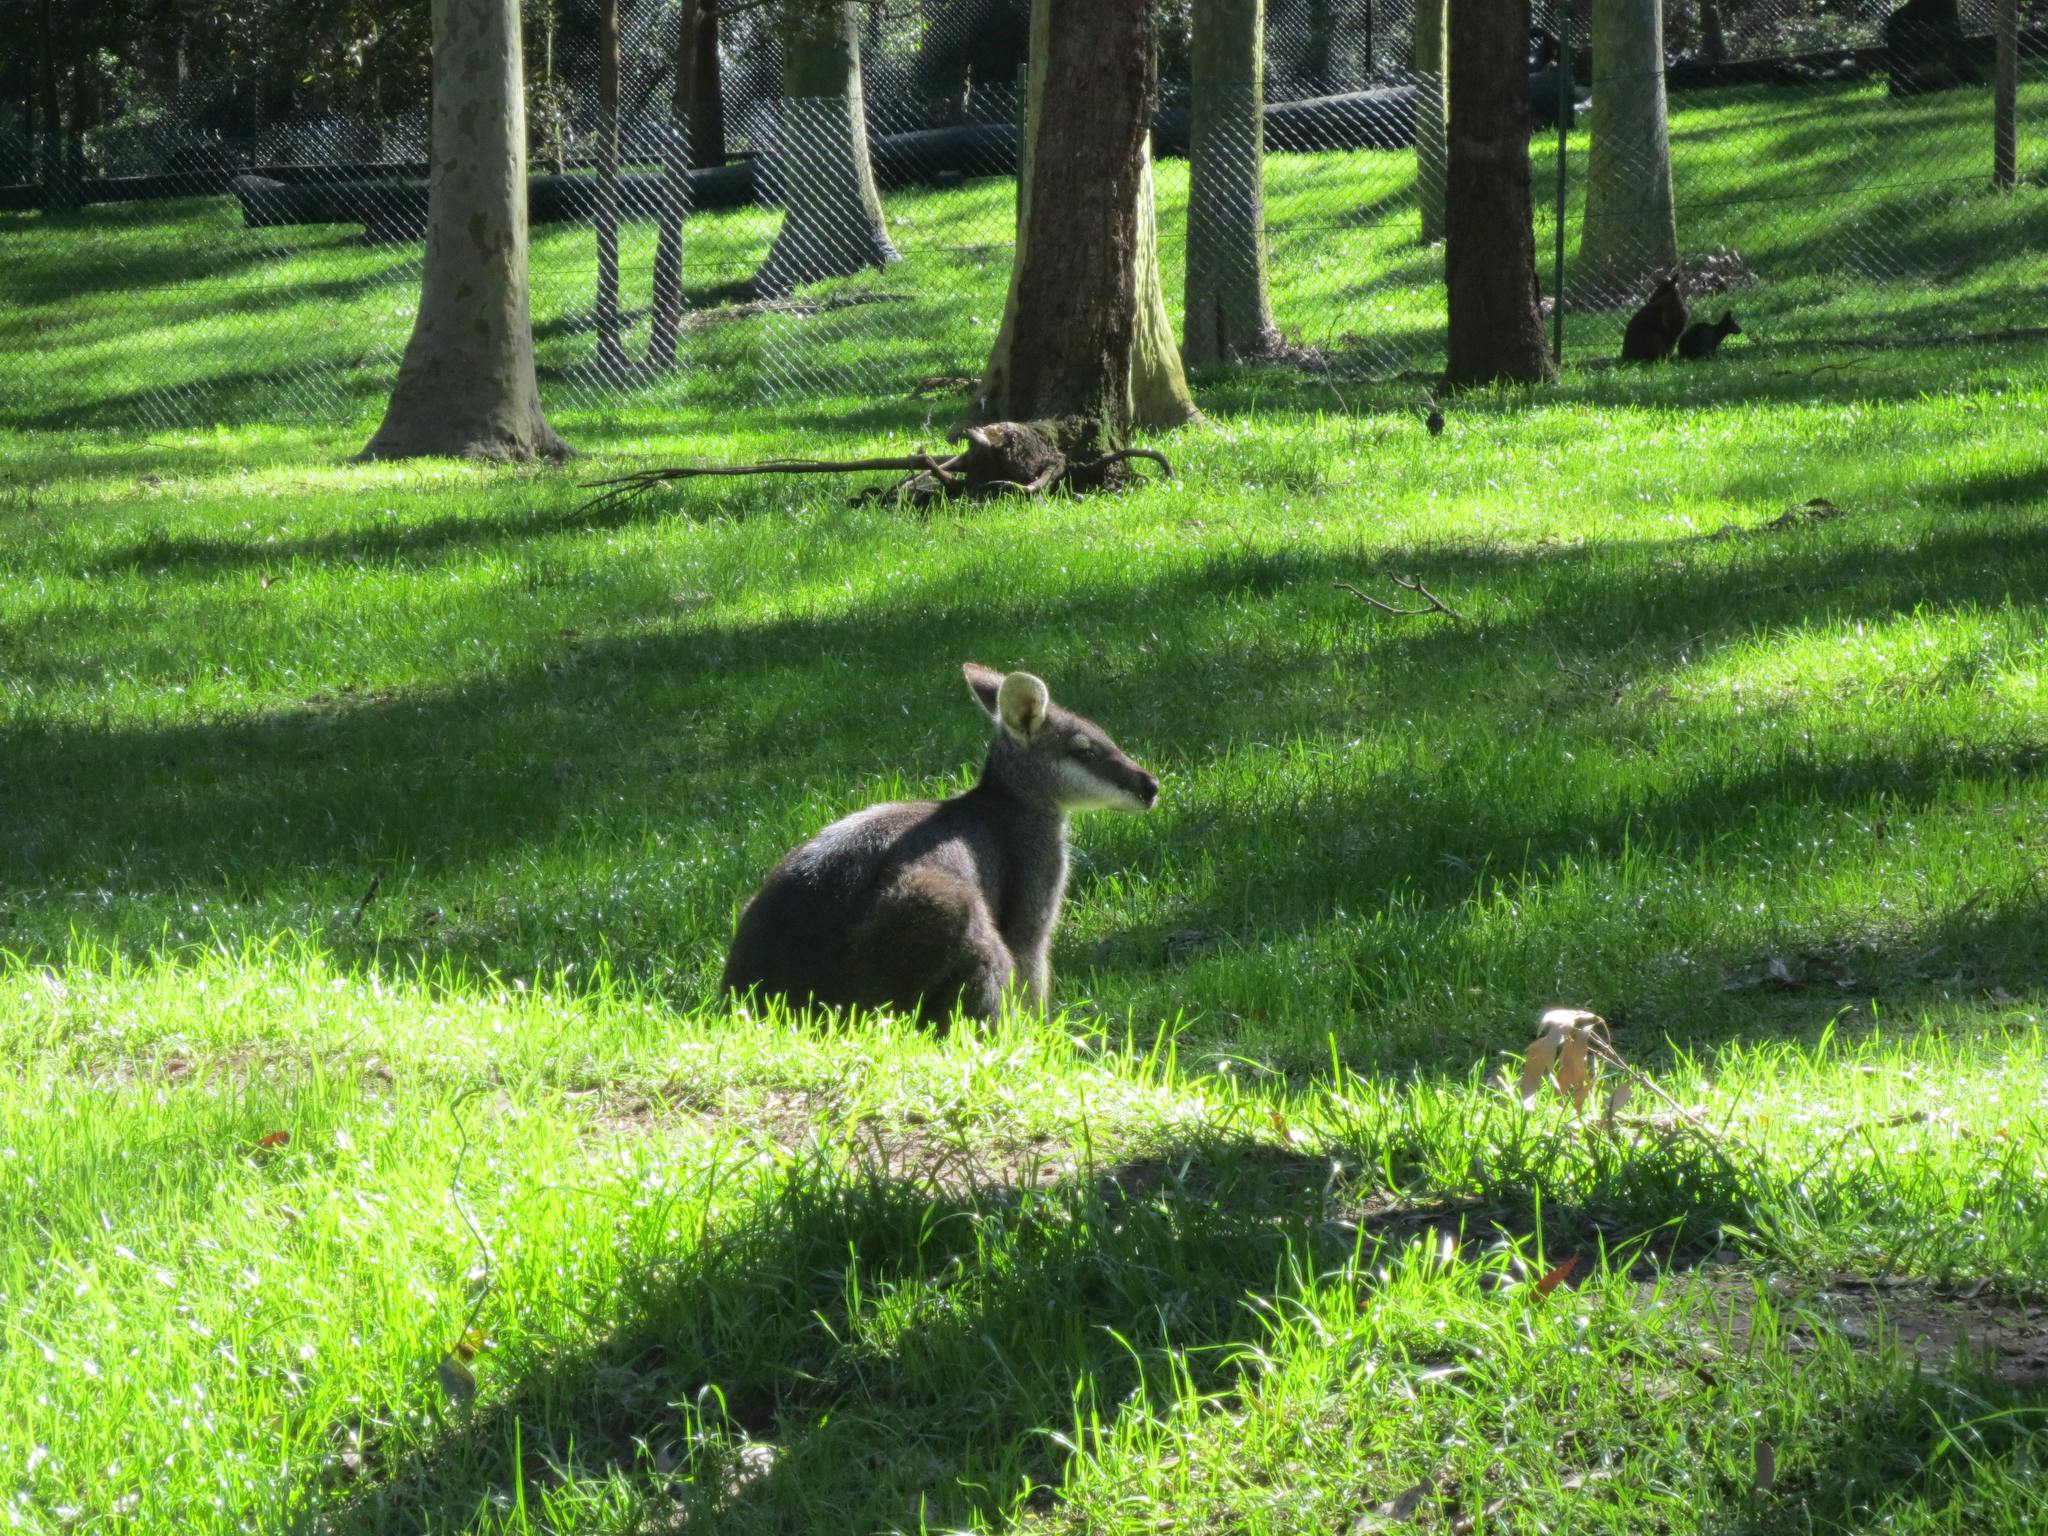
[3,1,2046,434]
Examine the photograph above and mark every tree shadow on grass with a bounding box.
[301,1120,1759,1535]
[8,515,2044,1032]
[300,1118,2047,1535]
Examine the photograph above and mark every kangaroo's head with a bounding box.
[962,663,1159,815]
[1715,311,1742,337]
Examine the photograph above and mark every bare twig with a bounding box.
[1094,446,1176,479]
[1334,575,1467,621]
[1767,358,1872,379]
[1582,1036,1765,1184]
[349,872,383,931]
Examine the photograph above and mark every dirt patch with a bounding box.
[1658,1266,2048,1388]
[574,1080,1079,1195]
[1816,1280,2048,1387]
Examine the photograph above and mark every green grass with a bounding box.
[5,72,2048,1536]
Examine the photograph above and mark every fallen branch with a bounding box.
[1334,575,1467,621]
[579,422,1174,516]
[581,453,963,516]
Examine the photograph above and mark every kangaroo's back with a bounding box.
[720,664,1159,1026]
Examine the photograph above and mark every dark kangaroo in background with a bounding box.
[722,664,1159,1026]
[1621,274,1689,362]
[1678,310,1742,359]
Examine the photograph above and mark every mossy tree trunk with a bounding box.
[970,0,1196,443]
[359,0,570,461]
[749,1,900,298]
[1444,0,1553,386]
[1576,0,1677,294]
[1413,0,1448,244]
[1183,0,1282,367]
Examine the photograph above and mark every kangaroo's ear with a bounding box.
[996,671,1050,743]
[963,663,1005,717]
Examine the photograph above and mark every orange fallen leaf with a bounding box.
[1534,1255,1580,1296]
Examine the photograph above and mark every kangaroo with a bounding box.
[1620,274,1689,362]
[1678,310,1742,360]
[721,664,1159,1027]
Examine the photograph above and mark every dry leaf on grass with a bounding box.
[1535,1255,1581,1297]
[436,1352,477,1407]
[1350,1474,1437,1532]
[1451,1496,1510,1534]
[1752,1439,1777,1494]
[1517,1009,1607,1110]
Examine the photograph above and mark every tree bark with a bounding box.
[969,0,1195,441]
[358,0,571,461]
[1576,0,1678,295]
[649,0,718,369]
[1994,0,2017,189]
[1184,0,1281,367]
[1302,0,1335,86]
[677,0,725,167]
[594,0,625,374]
[37,0,71,209]
[1444,0,1553,386]
[1413,0,1447,243]
[749,1,900,298]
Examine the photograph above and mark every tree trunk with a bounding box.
[678,0,725,167]
[358,0,571,461]
[594,0,624,374]
[1993,0,2017,189]
[1303,0,1334,86]
[1183,0,1281,367]
[64,28,90,202]
[1700,0,1725,63]
[1413,0,1447,243]
[1444,0,1553,386]
[37,0,71,209]
[1576,0,1677,295]
[749,1,899,298]
[969,0,1195,441]
[649,0,717,370]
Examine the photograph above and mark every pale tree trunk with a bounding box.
[359,0,570,461]
[1444,0,1553,386]
[649,0,720,370]
[1576,0,1677,295]
[970,0,1195,442]
[594,0,624,373]
[1413,0,1447,244]
[749,1,899,298]
[1183,0,1282,367]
